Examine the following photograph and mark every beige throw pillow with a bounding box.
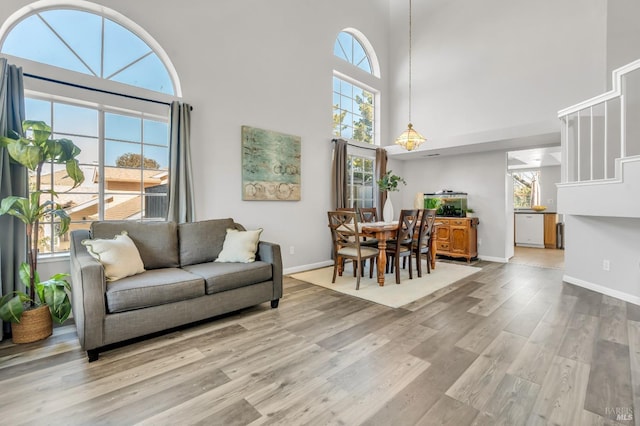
[82,231,145,281]
[215,228,263,263]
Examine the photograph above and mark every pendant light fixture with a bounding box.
[395,0,426,151]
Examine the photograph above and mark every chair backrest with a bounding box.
[416,209,437,249]
[327,210,361,250]
[397,209,420,244]
[358,207,377,223]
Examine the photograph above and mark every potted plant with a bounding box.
[465,208,476,218]
[376,170,406,222]
[0,120,84,343]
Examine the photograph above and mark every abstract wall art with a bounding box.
[241,125,301,201]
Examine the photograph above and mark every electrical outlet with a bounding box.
[603,259,610,271]
[477,238,482,246]
[289,246,295,255]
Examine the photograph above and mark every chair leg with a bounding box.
[369,258,374,278]
[395,255,401,284]
[408,254,413,279]
[332,263,338,283]
[426,251,431,274]
[355,261,361,290]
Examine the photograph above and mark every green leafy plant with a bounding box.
[376,170,406,192]
[425,198,441,209]
[0,120,84,324]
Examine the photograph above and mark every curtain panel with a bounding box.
[375,148,387,221]
[331,139,348,209]
[0,58,27,340]
[167,101,195,223]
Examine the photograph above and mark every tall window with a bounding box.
[347,154,374,208]
[332,31,377,145]
[333,30,379,209]
[1,4,178,255]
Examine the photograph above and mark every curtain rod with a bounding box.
[331,138,378,151]
[24,73,192,110]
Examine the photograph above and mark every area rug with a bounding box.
[290,260,481,308]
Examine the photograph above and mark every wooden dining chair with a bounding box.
[327,210,379,290]
[358,207,378,223]
[386,209,420,284]
[413,209,437,277]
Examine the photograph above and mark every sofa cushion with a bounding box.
[182,261,272,295]
[178,218,236,267]
[105,268,205,314]
[91,221,179,270]
[215,228,263,263]
[82,231,145,281]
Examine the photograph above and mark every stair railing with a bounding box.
[558,58,640,184]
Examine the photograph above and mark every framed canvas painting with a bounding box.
[241,126,301,201]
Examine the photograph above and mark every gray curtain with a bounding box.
[331,139,348,209]
[0,58,26,340]
[375,147,387,221]
[167,101,194,223]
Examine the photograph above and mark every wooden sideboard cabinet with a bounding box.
[434,217,479,263]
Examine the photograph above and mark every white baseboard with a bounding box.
[284,260,333,276]
[563,274,640,306]
[478,255,509,263]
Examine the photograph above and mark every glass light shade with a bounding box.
[394,123,426,151]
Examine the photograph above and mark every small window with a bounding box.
[513,170,540,209]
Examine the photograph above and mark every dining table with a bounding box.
[360,221,440,286]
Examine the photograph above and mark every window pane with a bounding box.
[53,135,99,166]
[105,113,141,142]
[106,140,141,167]
[25,98,51,123]
[143,120,169,146]
[110,53,174,94]
[2,15,91,75]
[103,18,152,78]
[54,104,98,136]
[142,145,169,169]
[40,9,102,76]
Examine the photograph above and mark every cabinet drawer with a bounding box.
[436,219,449,226]
[451,219,466,226]
[437,242,450,251]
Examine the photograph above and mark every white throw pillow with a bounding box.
[215,228,263,263]
[82,231,145,281]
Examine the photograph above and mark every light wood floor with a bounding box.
[1,260,637,425]
[510,246,565,269]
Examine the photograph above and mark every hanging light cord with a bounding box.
[408,0,413,125]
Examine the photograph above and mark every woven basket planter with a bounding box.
[11,305,53,344]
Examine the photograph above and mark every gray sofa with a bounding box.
[69,219,282,362]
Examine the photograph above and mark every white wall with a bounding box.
[402,150,510,262]
[0,0,391,273]
[388,0,607,148]
[539,166,561,211]
[564,215,640,303]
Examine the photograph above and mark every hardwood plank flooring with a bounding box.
[1,260,638,425]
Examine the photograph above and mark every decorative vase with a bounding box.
[11,304,52,344]
[383,197,394,222]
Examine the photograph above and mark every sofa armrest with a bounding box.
[257,241,283,300]
[70,229,107,350]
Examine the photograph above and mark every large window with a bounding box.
[25,98,169,255]
[1,3,178,256]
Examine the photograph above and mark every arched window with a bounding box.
[0,2,180,256]
[1,7,176,94]
[334,31,372,74]
[332,29,379,209]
